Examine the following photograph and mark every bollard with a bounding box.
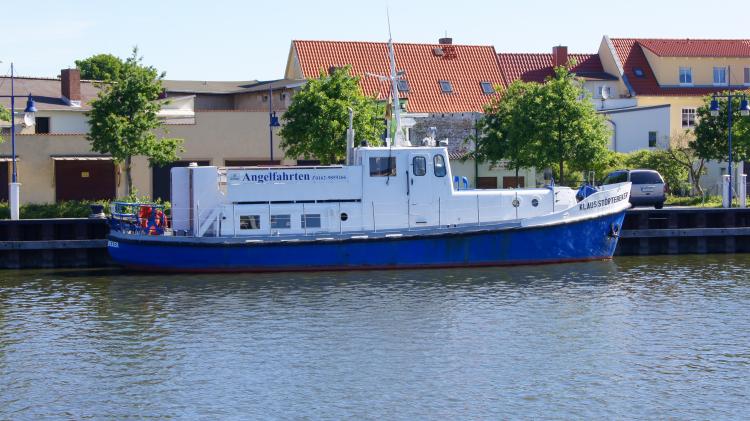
[722,174,731,208]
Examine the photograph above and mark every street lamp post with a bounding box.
[2,63,37,220]
[709,66,750,208]
[268,85,280,163]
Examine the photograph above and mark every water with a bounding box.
[1,255,749,420]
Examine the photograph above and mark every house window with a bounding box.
[412,156,426,176]
[439,80,453,93]
[302,214,321,229]
[433,154,447,177]
[239,215,261,230]
[679,67,692,85]
[648,131,657,148]
[713,67,727,85]
[270,214,291,229]
[633,68,645,78]
[397,79,410,92]
[369,157,396,177]
[744,68,750,85]
[280,92,287,101]
[35,117,50,134]
[682,108,697,128]
[480,82,494,94]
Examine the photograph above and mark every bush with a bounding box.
[0,198,170,219]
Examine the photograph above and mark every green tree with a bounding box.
[279,66,383,164]
[75,53,124,81]
[473,81,539,183]
[692,91,750,163]
[667,131,706,195]
[87,48,183,194]
[0,105,10,142]
[535,66,611,185]
[624,149,690,195]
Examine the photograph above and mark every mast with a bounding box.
[386,11,404,147]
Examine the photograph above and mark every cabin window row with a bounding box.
[369,155,446,178]
[239,213,322,230]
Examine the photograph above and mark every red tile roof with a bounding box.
[497,53,615,84]
[609,38,750,96]
[292,40,504,113]
[637,39,750,57]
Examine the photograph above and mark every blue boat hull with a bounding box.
[108,211,626,272]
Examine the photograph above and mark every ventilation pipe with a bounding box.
[346,107,355,165]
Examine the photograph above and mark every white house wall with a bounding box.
[604,106,671,153]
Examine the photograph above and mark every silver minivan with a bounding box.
[602,169,666,209]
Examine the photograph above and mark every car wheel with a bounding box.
[655,202,664,209]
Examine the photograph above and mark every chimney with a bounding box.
[439,37,453,45]
[552,45,568,68]
[61,68,81,107]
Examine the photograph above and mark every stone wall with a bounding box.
[410,112,481,153]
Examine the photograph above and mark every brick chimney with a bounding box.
[61,68,81,107]
[552,45,568,68]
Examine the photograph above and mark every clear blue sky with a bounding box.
[1,0,748,81]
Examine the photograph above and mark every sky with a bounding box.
[1,0,748,82]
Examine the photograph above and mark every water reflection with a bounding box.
[1,255,749,419]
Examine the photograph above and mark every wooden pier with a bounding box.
[0,208,747,269]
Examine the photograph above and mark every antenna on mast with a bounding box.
[385,7,404,147]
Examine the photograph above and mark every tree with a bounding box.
[534,66,611,185]
[87,48,183,195]
[692,91,750,164]
[279,66,383,164]
[0,105,9,142]
[624,149,689,195]
[473,81,539,183]
[667,131,706,195]
[75,53,124,81]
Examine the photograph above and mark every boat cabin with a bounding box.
[169,146,577,237]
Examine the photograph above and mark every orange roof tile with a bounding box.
[497,53,615,84]
[610,38,750,96]
[637,39,750,57]
[292,40,504,113]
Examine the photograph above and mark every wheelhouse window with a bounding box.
[412,156,426,176]
[433,155,447,177]
[302,214,321,229]
[369,157,396,177]
[714,67,727,85]
[480,82,494,94]
[239,215,261,230]
[682,108,697,128]
[439,80,453,93]
[679,67,692,85]
[270,214,291,229]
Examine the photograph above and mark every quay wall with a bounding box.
[0,208,748,269]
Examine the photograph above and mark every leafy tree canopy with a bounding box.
[87,48,183,194]
[75,53,124,81]
[279,66,383,164]
[692,91,750,163]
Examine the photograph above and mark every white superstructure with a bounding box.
[168,145,630,239]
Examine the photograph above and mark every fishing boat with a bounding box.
[107,34,631,273]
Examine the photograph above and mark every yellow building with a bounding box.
[597,36,750,188]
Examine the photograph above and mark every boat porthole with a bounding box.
[340,212,348,221]
[512,199,520,207]
[532,198,539,207]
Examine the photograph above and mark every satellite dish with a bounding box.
[600,87,610,100]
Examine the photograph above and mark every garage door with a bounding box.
[55,160,116,201]
[152,161,210,202]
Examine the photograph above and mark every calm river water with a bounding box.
[1,255,749,420]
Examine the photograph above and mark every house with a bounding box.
[497,45,671,154]
[597,37,750,189]
[0,68,301,204]
[285,37,535,188]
